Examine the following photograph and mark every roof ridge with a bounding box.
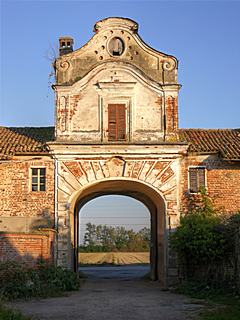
[179,128,236,131]
[0,126,54,129]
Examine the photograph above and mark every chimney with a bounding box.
[59,36,74,56]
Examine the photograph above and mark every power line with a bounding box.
[79,224,150,227]
[80,217,150,219]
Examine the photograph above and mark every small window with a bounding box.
[188,167,206,193]
[31,168,46,192]
[108,37,124,56]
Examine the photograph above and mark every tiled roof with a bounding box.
[0,126,240,161]
[0,127,55,159]
[179,129,240,161]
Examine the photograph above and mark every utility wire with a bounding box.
[80,217,149,219]
[79,223,148,227]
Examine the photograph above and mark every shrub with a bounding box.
[0,261,80,301]
[170,189,240,288]
[171,213,227,265]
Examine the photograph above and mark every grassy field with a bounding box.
[177,282,240,320]
[78,252,150,265]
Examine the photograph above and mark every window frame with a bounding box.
[96,83,134,143]
[30,166,46,192]
[102,96,130,143]
[107,37,125,57]
[188,166,207,194]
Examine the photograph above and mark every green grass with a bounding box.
[175,281,240,320]
[0,303,30,320]
[199,294,240,320]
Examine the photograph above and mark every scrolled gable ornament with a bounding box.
[131,23,139,33]
[56,59,71,72]
[162,58,176,72]
[94,23,100,32]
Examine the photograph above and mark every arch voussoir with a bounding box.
[56,156,181,287]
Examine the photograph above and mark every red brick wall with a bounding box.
[0,157,55,265]
[166,96,178,134]
[0,158,54,217]
[181,155,240,214]
[0,232,54,267]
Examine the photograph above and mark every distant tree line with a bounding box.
[79,223,150,252]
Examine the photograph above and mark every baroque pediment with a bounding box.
[55,17,178,86]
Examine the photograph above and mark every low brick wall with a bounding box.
[0,232,54,267]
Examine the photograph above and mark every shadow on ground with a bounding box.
[9,265,204,320]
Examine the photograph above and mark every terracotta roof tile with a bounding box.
[0,127,240,161]
[0,127,55,159]
[179,129,240,160]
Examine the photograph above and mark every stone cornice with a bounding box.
[47,142,188,158]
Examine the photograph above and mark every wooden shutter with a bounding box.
[189,167,206,193]
[108,104,117,141]
[117,104,126,140]
[108,104,126,141]
[198,168,206,189]
[189,168,198,193]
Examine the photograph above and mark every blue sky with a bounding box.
[79,195,150,244]
[1,0,240,128]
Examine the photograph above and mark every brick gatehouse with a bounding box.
[1,18,240,288]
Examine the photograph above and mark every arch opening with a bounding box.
[69,179,167,286]
[78,195,151,280]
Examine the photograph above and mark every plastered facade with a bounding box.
[55,18,177,86]
[54,17,180,143]
[56,65,179,143]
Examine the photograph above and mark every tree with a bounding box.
[83,223,97,250]
[80,223,150,252]
[137,227,151,242]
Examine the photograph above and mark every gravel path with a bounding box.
[9,278,203,320]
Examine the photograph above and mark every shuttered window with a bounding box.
[108,104,126,141]
[189,167,206,193]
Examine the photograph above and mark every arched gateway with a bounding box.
[51,154,185,288]
[48,17,188,288]
[1,16,240,290]
[73,179,164,282]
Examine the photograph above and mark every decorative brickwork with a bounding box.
[166,96,178,135]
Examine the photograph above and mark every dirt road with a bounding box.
[9,277,203,320]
